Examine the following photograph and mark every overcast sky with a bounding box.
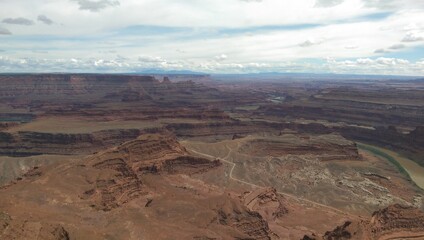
[1,0,424,75]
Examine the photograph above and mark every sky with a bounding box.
[0,0,424,75]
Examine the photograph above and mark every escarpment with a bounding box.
[0,129,144,156]
[239,134,361,161]
[307,204,424,240]
[0,74,157,97]
[81,133,221,210]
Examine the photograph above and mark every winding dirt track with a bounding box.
[187,147,357,218]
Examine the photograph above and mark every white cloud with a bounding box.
[315,0,344,8]
[0,0,423,75]
[299,40,315,47]
[324,57,421,75]
[240,0,263,2]
[215,54,228,61]
[402,31,424,42]
[362,0,424,10]
[344,45,358,49]
[71,0,120,12]
[299,38,323,47]
[0,55,422,76]
[356,58,374,65]
[138,56,167,63]
[375,57,409,65]
[362,0,397,9]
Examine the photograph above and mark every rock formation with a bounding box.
[306,204,424,240]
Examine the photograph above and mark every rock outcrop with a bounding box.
[81,132,221,210]
[240,134,361,161]
[217,199,273,240]
[243,188,289,220]
[310,204,424,240]
[369,204,424,239]
[0,212,70,240]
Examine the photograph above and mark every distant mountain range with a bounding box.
[1,70,422,81]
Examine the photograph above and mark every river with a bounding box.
[358,143,424,190]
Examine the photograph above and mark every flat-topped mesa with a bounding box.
[162,76,171,83]
[116,133,186,162]
[0,74,157,83]
[0,74,223,107]
[239,134,361,161]
[0,74,159,97]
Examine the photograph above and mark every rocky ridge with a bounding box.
[305,204,424,240]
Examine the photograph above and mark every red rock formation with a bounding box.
[243,188,289,220]
[311,204,424,240]
[80,132,221,210]
[217,198,273,240]
[369,204,424,239]
[0,132,277,239]
[0,129,144,156]
[0,212,70,240]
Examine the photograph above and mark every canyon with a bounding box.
[0,73,423,239]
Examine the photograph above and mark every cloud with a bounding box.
[37,15,54,25]
[72,0,120,12]
[0,0,424,76]
[375,57,409,65]
[325,57,420,75]
[315,0,344,8]
[402,31,424,42]
[32,50,49,54]
[344,45,358,49]
[240,0,263,2]
[0,27,12,35]
[299,40,315,47]
[388,44,405,50]
[2,17,34,26]
[356,58,374,65]
[0,55,422,76]
[362,0,397,9]
[138,55,167,63]
[299,38,322,47]
[215,54,228,61]
[374,48,389,53]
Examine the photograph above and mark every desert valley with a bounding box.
[0,73,423,239]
